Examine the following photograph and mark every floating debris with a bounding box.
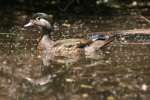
[82,93,89,98]
[141,84,147,91]
[80,84,93,89]
[23,75,55,86]
[65,78,75,82]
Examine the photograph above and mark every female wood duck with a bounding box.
[24,13,116,66]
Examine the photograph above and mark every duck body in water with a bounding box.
[24,13,116,66]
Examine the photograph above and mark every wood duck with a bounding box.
[24,13,116,66]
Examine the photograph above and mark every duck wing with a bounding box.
[53,39,93,48]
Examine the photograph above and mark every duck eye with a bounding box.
[36,17,41,20]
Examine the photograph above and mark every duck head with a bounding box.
[24,13,52,35]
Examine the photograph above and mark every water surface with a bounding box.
[0,16,150,100]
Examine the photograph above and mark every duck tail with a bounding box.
[100,34,117,48]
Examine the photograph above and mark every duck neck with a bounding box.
[41,27,52,36]
[40,27,54,48]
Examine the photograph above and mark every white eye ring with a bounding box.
[36,17,41,20]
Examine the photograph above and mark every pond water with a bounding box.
[0,15,150,100]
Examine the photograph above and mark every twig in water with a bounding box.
[139,15,150,24]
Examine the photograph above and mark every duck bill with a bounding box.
[24,20,34,27]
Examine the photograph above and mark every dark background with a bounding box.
[1,0,150,32]
[0,0,150,15]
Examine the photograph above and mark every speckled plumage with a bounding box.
[24,13,116,66]
[37,36,89,65]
